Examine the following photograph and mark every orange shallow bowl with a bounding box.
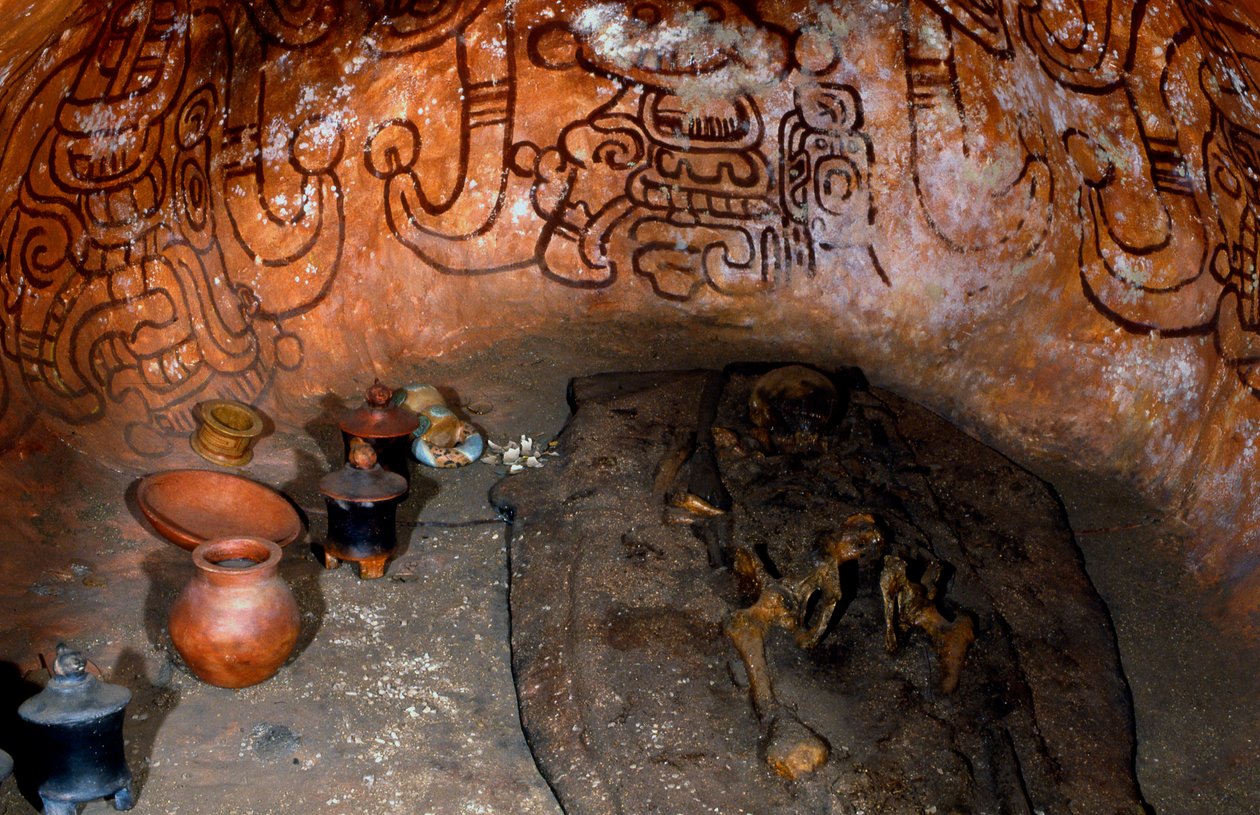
[136,469,302,551]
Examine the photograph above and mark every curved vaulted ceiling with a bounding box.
[1,0,1259,629]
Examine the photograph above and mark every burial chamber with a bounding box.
[0,0,1257,809]
[2,0,1260,629]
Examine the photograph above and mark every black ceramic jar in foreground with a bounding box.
[18,645,133,815]
[319,438,409,579]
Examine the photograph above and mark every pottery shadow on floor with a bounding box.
[281,446,323,541]
[122,475,157,545]
[0,660,41,808]
[278,544,326,662]
[112,647,178,807]
[294,394,346,500]
[141,546,192,665]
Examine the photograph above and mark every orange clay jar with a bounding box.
[168,537,300,688]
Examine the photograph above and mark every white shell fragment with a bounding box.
[482,435,560,473]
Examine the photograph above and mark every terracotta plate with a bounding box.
[137,469,302,551]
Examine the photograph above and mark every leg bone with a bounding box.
[724,587,830,778]
[880,555,975,694]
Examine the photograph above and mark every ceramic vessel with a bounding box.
[168,537,300,688]
[17,645,133,815]
[319,440,408,579]
[393,384,485,468]
[339,379,418,484]
[0,748,11,782]
[136,469,302,551]
[190,400,265,466]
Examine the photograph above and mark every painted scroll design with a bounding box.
[364,1,536,276]
[4,0,1260,450]
[906,0,1260,392]
[1166,0,1260,391]
[365,0,490,56]
[622,89,779,301]
[1017,0,1141,93]
[1050,0,1260,380]
[364,0,798,295]
[369,0,888,301]
[1059,3,1218,335]
[903,0,1054,261]
[918,0,1011,55]
[779,83,886,284]
[514,0,791,301]
[240,0,341,48]
[513,85,784,301]
[0,0,344,455]
[220,47,346,319]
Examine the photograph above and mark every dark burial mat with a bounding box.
[491,367,1148,815]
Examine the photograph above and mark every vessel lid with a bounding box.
[18,645,131,726]
[338,379,419,439]
[0,748,11,782]
[319,440,408,502]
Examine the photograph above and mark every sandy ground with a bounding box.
[0,328,1256,814]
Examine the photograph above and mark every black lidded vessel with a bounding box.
[18,644,133,815]
[338,379,419,486]
[319,437,409,579]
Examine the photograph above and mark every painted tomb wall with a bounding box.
[2,0,1260,630]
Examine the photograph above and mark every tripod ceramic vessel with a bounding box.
[17,645,133,815]
[319,439,408,579]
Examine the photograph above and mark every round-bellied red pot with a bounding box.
[168,537,300,688]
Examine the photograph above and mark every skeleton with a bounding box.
[708,366,976,779]
[881,554,975,695]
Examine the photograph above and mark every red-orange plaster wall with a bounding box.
[3,0,1260,630]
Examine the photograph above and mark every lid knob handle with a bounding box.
[366,379,392,408]
[52,643,88,680]
[348,437,378,470]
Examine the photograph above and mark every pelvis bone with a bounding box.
[723,512,975,780]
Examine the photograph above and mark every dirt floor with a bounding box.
[0,326,1257,814]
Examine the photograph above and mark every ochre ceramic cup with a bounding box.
[190,400,264,466]
[168,537,300,688]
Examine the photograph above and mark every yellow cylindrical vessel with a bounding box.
[190,400,264,466]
